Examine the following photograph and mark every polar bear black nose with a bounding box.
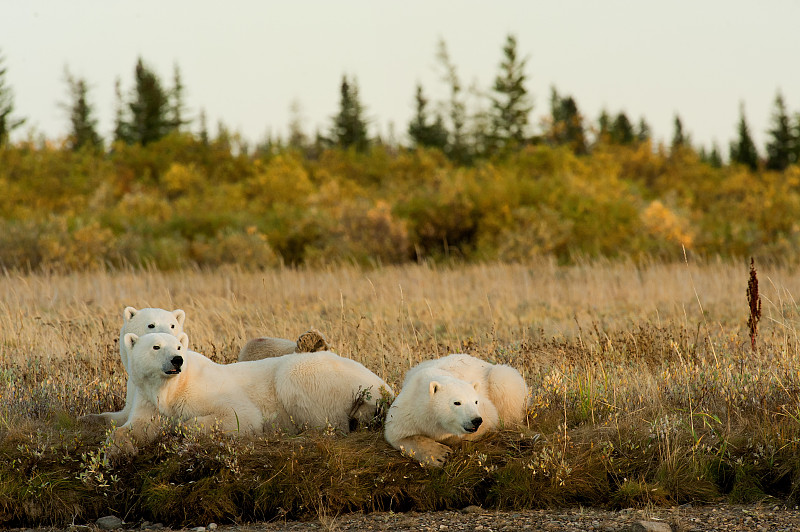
[471,416,483,429]
[171,356,183,369]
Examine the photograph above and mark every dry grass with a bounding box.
[2,258,800,527]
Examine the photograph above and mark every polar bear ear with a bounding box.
[472,381,481,392]
[172,309,186,327]
[429,381,441,397]
[123,307,138,322]
[124,333,139,351]
[178,332,189,349]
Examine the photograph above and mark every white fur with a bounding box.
[384,353,528,466]
[84,307,186,427]
[110,333,394,454]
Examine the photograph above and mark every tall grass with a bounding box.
[2,259,800,527]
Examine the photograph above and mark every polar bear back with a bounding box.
[403,353,493,387]
[271,351,393,430]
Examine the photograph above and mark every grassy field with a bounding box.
[2,259,800,527]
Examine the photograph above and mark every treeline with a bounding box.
[0,39,800,271]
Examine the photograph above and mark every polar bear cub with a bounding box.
[384,353,528,466]
[83,306,186,427]
[111,332,393,453]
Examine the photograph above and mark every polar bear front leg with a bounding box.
[395,435,453,467]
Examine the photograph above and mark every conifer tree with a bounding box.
[765,92,795,171]
[198,108,209,146]
[490,34,532,153]
[63,69,102,151]
[0,50,25,145]
[169,63,189,131]
[330,74,369,152]
[596,110,611,144]
[548,87,586,154]
[287,99,308,151]
[115,58,175,145]
[610,112,635,145]
[436,39,470,164]
[730,103,759,171]
[671,114,688,150]
[408,84,448,151]
[636,117,652,143]
[708,142,723,168]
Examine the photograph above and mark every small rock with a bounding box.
[678,503,692,510]
[630,521,671,532]
[96,516,124,530]
[208,524,218,530]
[191,527,206,532]
[462,505,483,515]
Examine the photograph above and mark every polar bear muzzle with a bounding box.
[164,355,183,375]
[463,416,483,433]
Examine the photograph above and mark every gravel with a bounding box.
[11,504,800,532]
[204,503,800,532]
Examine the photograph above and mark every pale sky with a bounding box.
[2,1,799,153]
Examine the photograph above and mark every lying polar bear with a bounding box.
[384,353,528,466]
[110,332,393,454]
[81,306,186,427]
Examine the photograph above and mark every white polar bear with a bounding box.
[110,332,394,454]
[384,353,528,466]
[82,306,186,427]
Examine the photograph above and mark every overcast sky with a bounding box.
[2,1,799,152]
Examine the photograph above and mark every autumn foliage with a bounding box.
[1,134,799,271]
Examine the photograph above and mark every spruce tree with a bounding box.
[63,68,102,151]
[169,63,189,131]
[330,75,369,152]
[0,50,25,145]
[490,34,532,152]
[548,87,586,154]
[730,103,759,171]
[636,117,651,143]
[436,39,469,164]
[129,58,172,145]
[287,99,308,151]
[671,114,688,150]
[610,112,634,145]
[115,58,175,145]
[408,84,447,150]
[765,92,794,171]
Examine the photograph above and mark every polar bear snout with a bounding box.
[464,416,483,433]
[164,355,183,375]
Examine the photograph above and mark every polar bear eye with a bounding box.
[153,345,161,350]
[148,323,155,329]
[177,345,181,350]
[171,324,175,329]
[453,401,461,406]
[475,400,478,405]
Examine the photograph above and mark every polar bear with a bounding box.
[384,353,528,466]
[110,332,393,454]
[81,306,186,427]
[237,328,330,362]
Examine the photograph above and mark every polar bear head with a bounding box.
[428,376,483,435]
[124,332,190,388]
[120,307,187,371]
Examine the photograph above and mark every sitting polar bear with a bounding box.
[110,332,393,454]
[384,353,528,466]
[81,306,186,427]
